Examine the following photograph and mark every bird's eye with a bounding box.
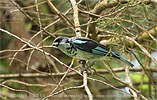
[54,37,63,43]
[53,37,64,46]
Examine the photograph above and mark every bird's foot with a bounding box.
[79,60,96,74]
[81,65,91,74]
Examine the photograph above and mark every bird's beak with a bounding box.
[52,42,58,47]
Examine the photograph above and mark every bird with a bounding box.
[52,36,134,67]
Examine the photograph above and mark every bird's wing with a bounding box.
[71,37,134,67]
[71,37,111,56]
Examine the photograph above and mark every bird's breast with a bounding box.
[58,44,108,61]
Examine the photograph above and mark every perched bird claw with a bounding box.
[81,65,93,74]
[81,68,86,74]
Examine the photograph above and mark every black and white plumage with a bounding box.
[53,36,134,67]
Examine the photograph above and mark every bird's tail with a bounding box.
[119,57,134,67]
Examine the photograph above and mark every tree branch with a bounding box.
[0,67,156,79]
[102,61,148,100]
[87,0,155,39]
[69,0,81,36]
[125,65,139,100]
[83,71,93,100]
[124,26,157,48]
[46,0,75,31]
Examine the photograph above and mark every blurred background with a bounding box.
[0,0,157,100]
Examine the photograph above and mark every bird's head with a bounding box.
[52,36,69,47]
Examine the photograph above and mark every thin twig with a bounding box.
[69,0,81,36]
[1,79,58,87]
[83,71,93,100]
[126,36,157,64]
[102,61,148,100]
[130,51,157,89]
[46,0,75,31]
[42,85,84,100]
[46,58,75,99]
[0,28,81,76]
[0,84,38,98]
[0,67,156,79]
[125,57,139,100]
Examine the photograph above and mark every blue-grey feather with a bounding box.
[119,57,134,67]
[95,47,109,53]
[92,49,106,55]
[91,46,109,55]
[73,40,87,44]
